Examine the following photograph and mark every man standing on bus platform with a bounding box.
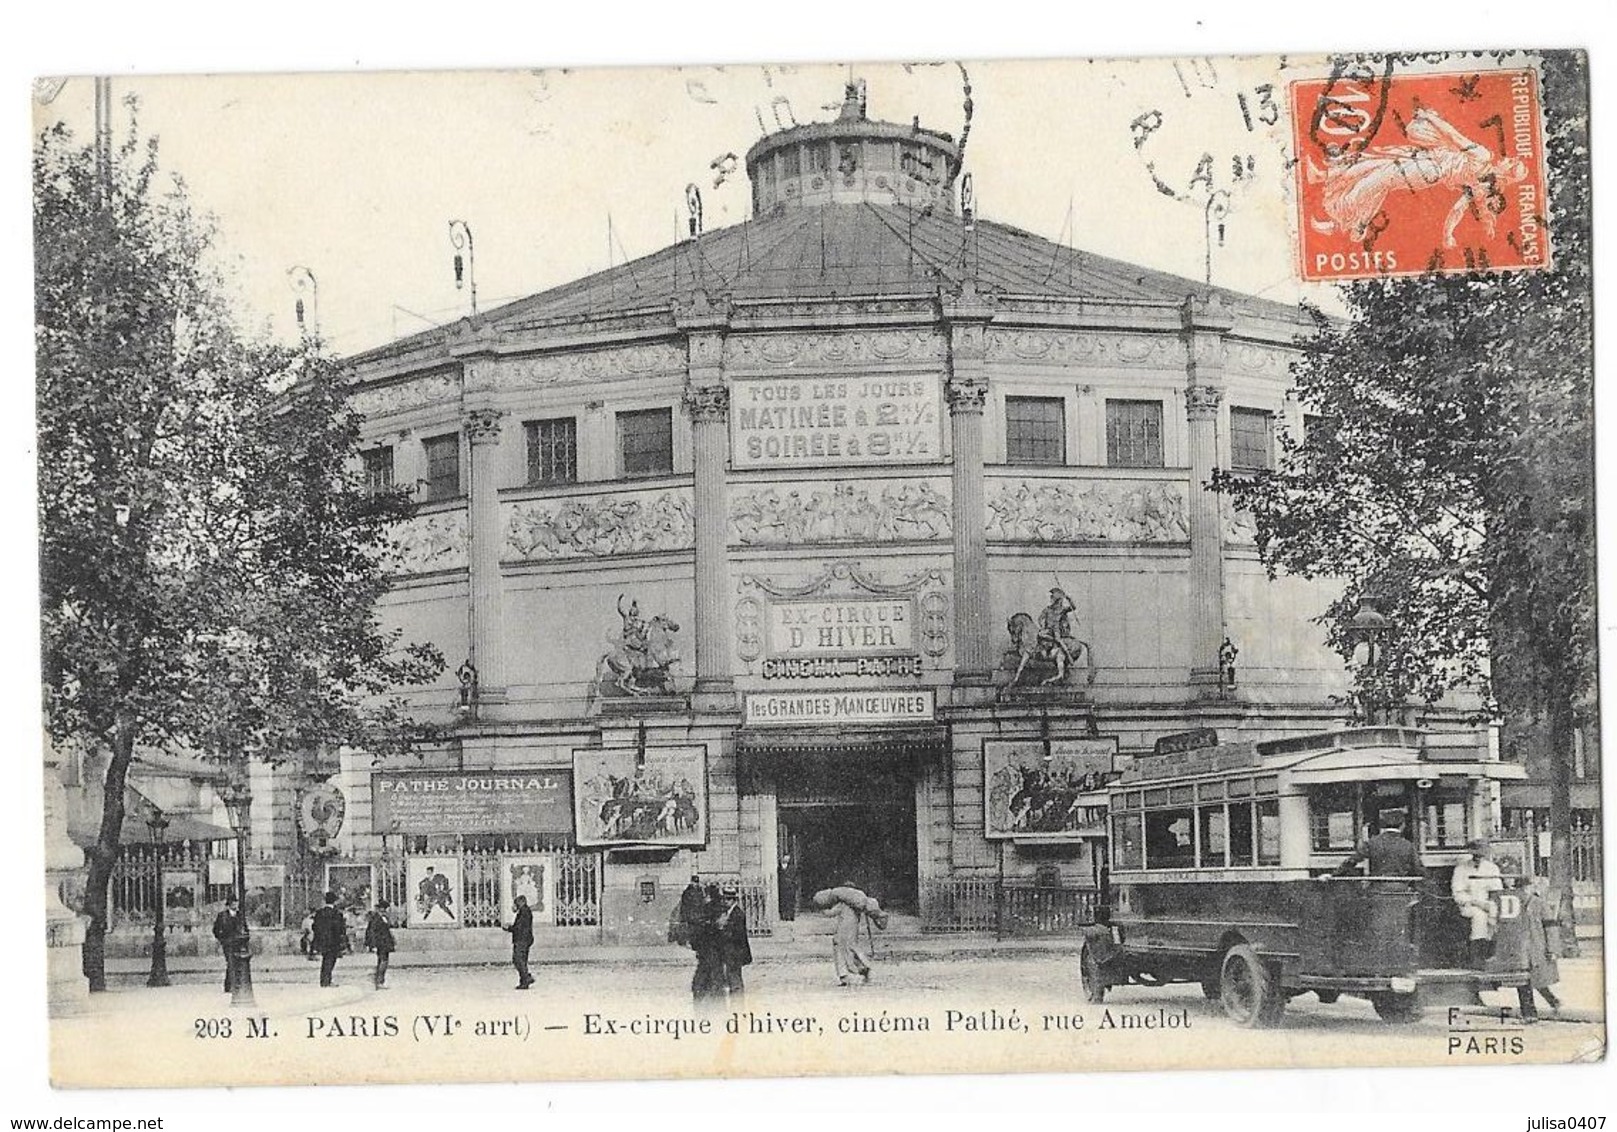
[1452,838,1505,966]
[1333,810,1423,878]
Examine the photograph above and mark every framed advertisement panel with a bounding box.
[324,862,376,917]
[243,862,285,929]
[984,737,1119,841]
[572,745,707,847]
[406,856,462,927]
[499,855,555,927]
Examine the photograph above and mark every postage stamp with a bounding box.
[1291,65,1551,280]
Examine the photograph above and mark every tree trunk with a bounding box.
[1545,690,1575,894]
[81,720,134,993]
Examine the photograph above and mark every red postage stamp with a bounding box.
[1291,65,1550,281]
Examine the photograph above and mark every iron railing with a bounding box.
[921,876,1098,935]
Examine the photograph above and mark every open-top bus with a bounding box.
[1079,727,1532,1026]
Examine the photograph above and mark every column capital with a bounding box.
[463,408,505,445]
[683,382,730,422]
[1185,384,1223,420]
[946,374,989,413]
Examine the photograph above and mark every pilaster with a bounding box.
[943,287,995,685]
[464,407,507,699]
[679,294,735,708]
[1182,295,1234,691]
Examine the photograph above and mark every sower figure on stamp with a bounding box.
[211,894,243,994]
[312,890,347,988]
[506,894,535,990]
[364,899,395,990]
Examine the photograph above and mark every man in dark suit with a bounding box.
[312,890,347,988]
[505,894,535,990]
[211,895,244,993]
[1333,810,1423,877]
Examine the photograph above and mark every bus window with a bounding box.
[1112,812,1144,868]
[1197,804,1227,867]
[1423,783,1472,848]
[1145,808,1195,869]
[1257,799,1282,865]
[1309,783,1360,851]
[1229,801,1256,866]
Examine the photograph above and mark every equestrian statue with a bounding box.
[596,593,682,697]
[1004,585,1097,689]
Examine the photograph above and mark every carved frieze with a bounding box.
[985,479,1191,543]
[348,373,461,419]
[504,489,695,561]
[388,510,468,574]
[729,480,952,546]
[1222,498,1259,545]
[724,329,945,369]
[1230,342,1298,377]
[488,342,686,391]
[983,329,1176,366]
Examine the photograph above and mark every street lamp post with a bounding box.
[1346,593,1395,726]
[1204,189,1232,286]
[220,777,256,1007]
[145,808,171,988]
[449,220,477,316]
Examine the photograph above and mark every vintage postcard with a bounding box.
[32,48,1602,1091]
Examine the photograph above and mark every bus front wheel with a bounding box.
[1219,945,1285,1028]
[1370,992,1423,1024]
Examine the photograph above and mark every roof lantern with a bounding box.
[744,81,961,217]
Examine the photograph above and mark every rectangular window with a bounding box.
[1229,802,1256,866]
[421,433,460,502]
[362,446,394,495]
[1310,784,1361,852]
[808,143,830,174]
[1004,396,1066,465]
[1197,804,1228,868]
[1106,399,1164,468]
[783,145,801,178]
[1230,407,1273,471]
[1144,808,1196,870]
[1111,813,1144,870]
[617,407,674,478]
[1423,784,1472,849]
[1257,799,1282,865]
[525,417,577,486]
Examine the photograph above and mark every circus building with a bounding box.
[258,82,1376,950]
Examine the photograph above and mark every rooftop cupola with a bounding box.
[744,81,961,217]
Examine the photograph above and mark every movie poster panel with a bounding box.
[243,862,285,929]
[405,856,461,927]
[163,870,199,922]
[499,856,554,927]
[984,738,1119,841]
[324,862,375,917]
[572,745,707,847]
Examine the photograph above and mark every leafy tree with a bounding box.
[1217,52,1593,887]
[35,112,443,990]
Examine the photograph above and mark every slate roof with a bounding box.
[351,202,1303,364]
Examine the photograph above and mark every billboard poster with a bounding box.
[499,856,555,927]
[572,746,707,847]
[984,738,1119,841]
[405,856,461,928]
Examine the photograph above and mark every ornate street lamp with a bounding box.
[449,220,477,315]
[1345,593,1396,726]
[219,776,256,1007]
[288,266,319,342]
[1204,189,1232,286]
[144,806,171,988]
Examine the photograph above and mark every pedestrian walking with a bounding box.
[715,880,752,1000]
[1516,877,1564,1020]
[364,899,396,990]
[814,882,885,986]
[690,883,725,1007]
[505,894,535,989]
[211,895,243,994]
[670,874,704,948]
[312,890,347,988]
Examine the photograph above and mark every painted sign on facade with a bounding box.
[730,375,942,467]
[767,597,915,657]
[572,746,708,848]
[743,690,936,727]
[371,770,573,835]
[984,738,1119,841]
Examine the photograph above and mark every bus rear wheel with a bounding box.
[1219,945,1285,1028]
[1079,942,1108,1004]
[1370,992,1423,1024]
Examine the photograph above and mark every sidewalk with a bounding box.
[107,931,1085,980]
